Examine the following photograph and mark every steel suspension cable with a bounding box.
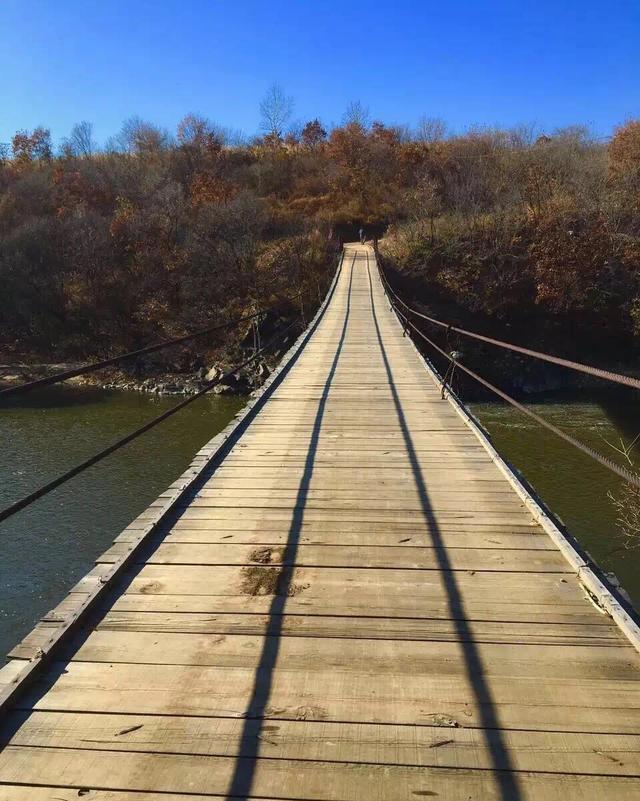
[0,311,263,399]
[376,264,640,489]
[0,288,315,400]
[377,258,640,392]
[0,320,300,526]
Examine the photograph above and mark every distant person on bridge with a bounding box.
[359,227,365,244]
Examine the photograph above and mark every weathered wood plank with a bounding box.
[120,563,591,607]
[92,610,622,646]
[64,630,637,681]
[137,516,544,533]
[165,507,536,525]
[107,591,609,625]
[3,710,639,776]
[115,526,552,550]
[2,745,640,801]
[21,661,640,733]
[97,542,569,572]
[0,662,24,690]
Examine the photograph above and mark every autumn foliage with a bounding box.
[1,113,639,363]
[380,123,640,361]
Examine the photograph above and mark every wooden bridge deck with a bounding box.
[1,244,640,799]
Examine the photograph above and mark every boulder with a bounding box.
[258,362,271,381]
[232,373,251,393]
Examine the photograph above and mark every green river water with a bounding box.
[0,386,638,661]
[0,387,244,661]
[470,391,640,610]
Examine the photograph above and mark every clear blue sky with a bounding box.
[1,0,638,146]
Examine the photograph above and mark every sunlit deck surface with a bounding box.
[1,245,640,800]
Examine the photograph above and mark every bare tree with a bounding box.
[178,115,247,148]
[416,116,447,143]
[177,113,224,151]
[61,121,95,158]
[342,100,370,128]
[413,176,442,240]
[106,117,170,155]
[259,84,294,139]
[506,123,538,149]
[552,124,594,145]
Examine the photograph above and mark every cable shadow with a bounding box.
[365,255,523,800]
[225,253,355,799]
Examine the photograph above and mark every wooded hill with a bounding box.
[1,110,639,366]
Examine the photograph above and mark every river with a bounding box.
[0,387,244,661]
[1,386,638,662]
[470,391,640,609]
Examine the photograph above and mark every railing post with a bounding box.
[441,350,462,399]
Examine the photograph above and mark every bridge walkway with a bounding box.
[0,245,639,799]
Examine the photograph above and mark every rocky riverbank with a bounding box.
[0,358,274,397]
[0,309,301,399]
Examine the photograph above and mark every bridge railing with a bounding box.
[376,253,640,490]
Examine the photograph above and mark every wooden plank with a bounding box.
[92,610,622,646]
[3,710,640,776]
[107,592,610,626]
[64,630,637,681]
[2,745,640,801]
[7,626,52,661]
[0,789,264,801]
[121,563,589,606]
[166,508,536,525]
[189,490,526,510]
[184,493,528,511]
[97,542,569,572]
[121,516,543,533]
[21,660,640,733]
[194,480,519,494]
[115,527,553,550]
[197,472,513,486]
[0,662,23,690]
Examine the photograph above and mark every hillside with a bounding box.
[1,116,639,372]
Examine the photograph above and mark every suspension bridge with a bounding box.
[1,244,640,799]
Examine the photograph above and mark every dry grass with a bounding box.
[604,434,640,550]
[248,546,284,564]
[240,564,309,597]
